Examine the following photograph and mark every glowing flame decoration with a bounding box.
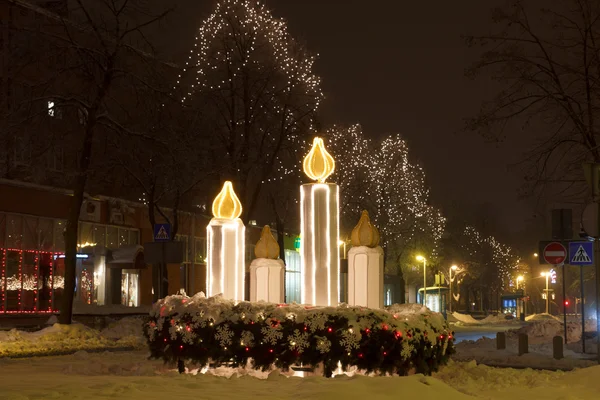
[254,225,280,259]
[303,137,335,183]
[212,181,242,220]
[351,210,380,248]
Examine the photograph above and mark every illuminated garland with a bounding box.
[0,249,64,313]
[144,294,455,377]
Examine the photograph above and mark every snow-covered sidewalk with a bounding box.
[0,350,599,399]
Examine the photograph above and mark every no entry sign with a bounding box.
[543,242,567,265]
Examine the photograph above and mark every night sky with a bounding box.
[155,0,538,241]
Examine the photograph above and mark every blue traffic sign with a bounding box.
[568,241,594,266]
[153,224,171,242]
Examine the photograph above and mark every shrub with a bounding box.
[144,293,455,377]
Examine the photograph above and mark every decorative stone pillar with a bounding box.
[347,210,384,309]
[300,137,340,306]
[206,181,245,302]
[250,226,285,303]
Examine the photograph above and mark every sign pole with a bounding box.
[562,263,568,344]
[596,198,600,363]
[581,266,586,353]
[591,164,600,362]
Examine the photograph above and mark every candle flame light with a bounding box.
[212,181,242,220]
[303,137,335,183]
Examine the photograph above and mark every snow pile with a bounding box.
[146,293,454,377]
[0,317,146,357]
[451,312,481,325]
[101,317,146,347]
[525,313,561,322]
[515,318,597,342]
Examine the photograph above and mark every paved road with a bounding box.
[452,323,524,343]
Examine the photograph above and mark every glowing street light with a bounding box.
[416,255,427,307]
[533,253,538,258]
[516,275,524,290]
[541,271,551,314]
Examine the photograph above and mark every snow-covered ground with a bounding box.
[1,311,600,399]
[454,314,599,369]
[0,350,599,399]
[0,316,145,357]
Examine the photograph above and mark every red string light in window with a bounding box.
[1,249,6,313]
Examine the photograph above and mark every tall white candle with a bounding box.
[206,181,245,302]
[300,183,340,306]
[300,137,340,307]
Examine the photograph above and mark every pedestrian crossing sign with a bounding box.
[153,224,171,242]
[568,241,594,266]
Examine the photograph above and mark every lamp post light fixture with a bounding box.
[516,275,524,290]
[533,253,538,258]
[416,255,427,307]
[541,271,550,314]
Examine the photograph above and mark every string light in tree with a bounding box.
[177,0,323,194]
[371,134,445,259]
[461,226,520,291]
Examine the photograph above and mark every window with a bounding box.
[121,270,140,307]
[284,250,301,304]
[47,146,64,171]
[176,234,190,263]
[194,237,206,264]
[13,136,31,166]
[0,213,5,248]
[6,215,23,249]
[118,228,129,247]
[53,220,65,252]
[92,225,106,248]
[23,217,37,251]
[246,244,255,264]
[129,230,139,246]
[79,223,93,247]
[106,227,118,248]
[38,218,54,252]
[47,100,62,119]
[5,250,21,311]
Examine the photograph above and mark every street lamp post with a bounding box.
[417,255,427,308]
[541,272,550,314]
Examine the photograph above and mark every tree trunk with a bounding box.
[397,267,406,304]
[58,58,113,324]
[59,126,94,324]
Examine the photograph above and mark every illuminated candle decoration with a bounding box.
[347,211,384,309]
[250,226,284,303]
[206,181,245,302]
[300,137,340,306]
